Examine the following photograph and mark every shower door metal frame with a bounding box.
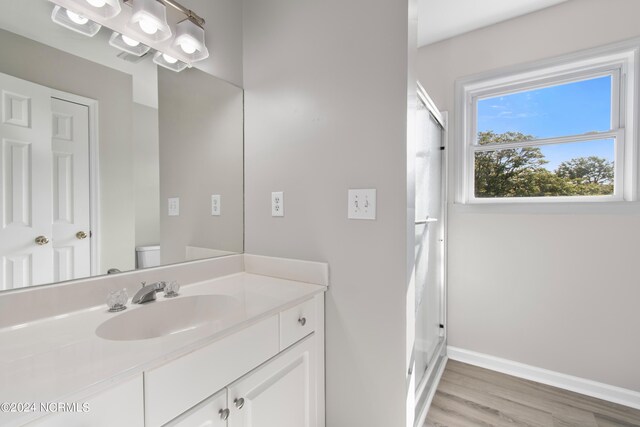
[414,82,448,427]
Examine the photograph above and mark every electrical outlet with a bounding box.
[168,197,180,216]
[272,191,284,217]
[348,189,376,220]
[211,194,221,216]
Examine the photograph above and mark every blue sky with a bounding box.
[477,76,614,170]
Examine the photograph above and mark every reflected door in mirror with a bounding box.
[0,72,91,290]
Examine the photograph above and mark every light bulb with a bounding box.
[86,0,107,7]
[180,41,197,54]
[138,17,159,35]
[162,53,178,64]
[122,35,140,47]
[66,10,89,25]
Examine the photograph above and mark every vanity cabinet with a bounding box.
[163,336,316,427]
[153,296,323,427]
[163,389,228,427]
[21,295,323,427]
[145,316,280,426]
[227,335,316,427]
[25,375,144,427]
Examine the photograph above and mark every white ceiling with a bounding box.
[418,0,569,47]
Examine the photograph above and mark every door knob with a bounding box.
[76,231,88,240]
[219,408,230,420]
[35,236,49,246]
[234,397,245,409]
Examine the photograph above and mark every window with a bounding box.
[457,45,638,203]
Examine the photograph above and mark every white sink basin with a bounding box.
[96,295,240,341]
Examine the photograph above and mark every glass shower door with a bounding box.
[414,92,445,395]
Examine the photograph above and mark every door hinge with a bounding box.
[440,146,445,151]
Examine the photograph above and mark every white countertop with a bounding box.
[0,272,326,426]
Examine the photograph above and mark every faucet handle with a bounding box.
[107,288,128,312]
[165,281,180,298]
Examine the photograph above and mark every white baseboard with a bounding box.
[447,346,640,410]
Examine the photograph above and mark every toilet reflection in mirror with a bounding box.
[0,0,243,292]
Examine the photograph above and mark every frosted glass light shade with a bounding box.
[49,0,122,20]
[153,51,188,72]
[51,5,101,37]
[109,32,151,56]
[128,0,172,43]
[173,19,209,63]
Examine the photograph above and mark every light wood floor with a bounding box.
[425,360,640,427]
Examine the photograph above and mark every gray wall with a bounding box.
[133,103,160,248]
[159,68,244,265]
[0,29,135,274]
[418,0,640,392]
[182,0,244,87]
[243,0,416,425]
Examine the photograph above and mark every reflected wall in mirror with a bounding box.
[0,0,243,292]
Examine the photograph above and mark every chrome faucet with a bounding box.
[132,281,167,304]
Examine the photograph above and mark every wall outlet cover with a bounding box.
[211,194,221,216]
[348,189,376,220]
[272,191,284,217]
[168,197,180,216]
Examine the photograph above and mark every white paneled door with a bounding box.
[0,73,91,290]
[51,98,90,283]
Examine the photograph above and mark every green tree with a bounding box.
[474,131,614,197]
[556,156,614,185]
[475,131,573,198]
[555,156,614,196]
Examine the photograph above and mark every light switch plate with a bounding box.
[272,191,284,217]
[348,189,376,220]
[211,194,221,216]
[168,197,180,216]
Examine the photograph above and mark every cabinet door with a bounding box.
[25,375,144,427]
[228,335,316,427]
[163,389,228,427]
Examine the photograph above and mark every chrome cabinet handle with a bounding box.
[35,235,49,246]
[234,397,245,409]
[219,408,230,420]
[76,231,88,240]
[298,317,307,326]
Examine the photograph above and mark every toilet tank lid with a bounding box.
[136,245,160,252]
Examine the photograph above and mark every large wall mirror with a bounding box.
[0,0,243,292]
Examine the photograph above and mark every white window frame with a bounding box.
[455,41,639,204]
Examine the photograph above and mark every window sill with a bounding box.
[450,200,640,215]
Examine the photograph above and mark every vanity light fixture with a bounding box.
[52,0,122,20]
[153,51,188,72]
[109,32,151,56]
[51,5,102,37]
[173,19,209,62]
[128,0,172,43]
[49,0,209,72]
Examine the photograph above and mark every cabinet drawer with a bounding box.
[163,389,227,427]
[279,298,315,351]
[145,315,279,427]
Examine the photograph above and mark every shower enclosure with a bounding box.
[414,83,447,426]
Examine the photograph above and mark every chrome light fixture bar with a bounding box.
[109,32,151,56]
[51,0,122,20]
[51,5,102,36]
